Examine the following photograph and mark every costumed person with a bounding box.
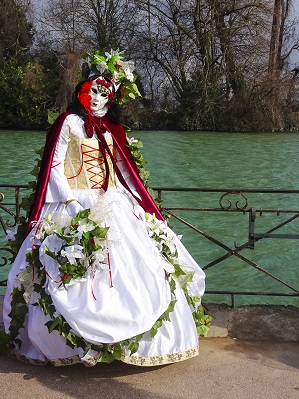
[2,49,209,367]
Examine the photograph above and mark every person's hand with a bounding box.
[133,204,146,221]
[65,200,84,217]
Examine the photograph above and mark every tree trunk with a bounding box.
[268,0,290,78]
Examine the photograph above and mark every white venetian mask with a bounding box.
[89,78,114,117]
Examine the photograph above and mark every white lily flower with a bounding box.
[164,238,177,254]
[127,136,139,145]
[159,234,168,241]
[43,221,57,236]
[52,213,72,229]
[15,265,41,304]
[96,61,108,73]
[63,276,87,289]
[70,229,83,241]
[118,59,135,71]
[33,227,45,241]
[125,69,134,82]
[77,218,95,233]
[61,244,85,265]
[105,48,124,60]
[147,230,154,238]
[93,236,106,247]
[92,248,108,269]
[150,222,166,236]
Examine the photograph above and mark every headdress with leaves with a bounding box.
[81,49,141,105]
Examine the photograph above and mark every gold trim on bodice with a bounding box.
[64,135,116,189]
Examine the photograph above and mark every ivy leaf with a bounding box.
[197,325,210,337]
[47,316,62,333]
[131,83,141,96]
[112,346,123,360]
[128,342,139,355]
[93,226,109,238]
[47,109,59,125]
[98,352,115,364]
[44,246,57,260]
[0,330,11,356]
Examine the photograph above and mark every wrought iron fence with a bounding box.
[1,184,299,306]
[0,184,29,286]
[154,187,299,307]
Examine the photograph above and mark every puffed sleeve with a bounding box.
[45,118,75,203]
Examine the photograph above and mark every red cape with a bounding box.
[27,112,163,233]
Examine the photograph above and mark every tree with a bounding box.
[0,59,48,128]
[132,0,274,129]
[268,0,290,77]
[0,0,33,65]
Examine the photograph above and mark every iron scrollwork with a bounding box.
[0,190,18,231]
[219,191,249,210]
[0,186,24,285]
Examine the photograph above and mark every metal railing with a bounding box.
[0,184,28,286]
[154,187,299,306]
[1,184,299,306]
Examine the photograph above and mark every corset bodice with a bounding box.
[64,134,116,190]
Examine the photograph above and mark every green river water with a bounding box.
[0,129,298,306]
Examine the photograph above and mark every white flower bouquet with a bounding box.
[32,208,109,287]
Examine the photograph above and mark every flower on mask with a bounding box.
[118,60,135,82]
[105,49,124,60]
[96,60,108,73]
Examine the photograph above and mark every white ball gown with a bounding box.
[3,114,207,367]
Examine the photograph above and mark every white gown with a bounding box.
[3,114,206,367]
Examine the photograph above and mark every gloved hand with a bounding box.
[66,200,84,217]
[133,204,146,221]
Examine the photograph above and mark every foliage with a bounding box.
[0,59,48,128]
[144,213,211,337]
[177,68,227,131]
[127,135,162,207]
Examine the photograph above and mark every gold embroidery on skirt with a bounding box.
[121,344,200,366]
